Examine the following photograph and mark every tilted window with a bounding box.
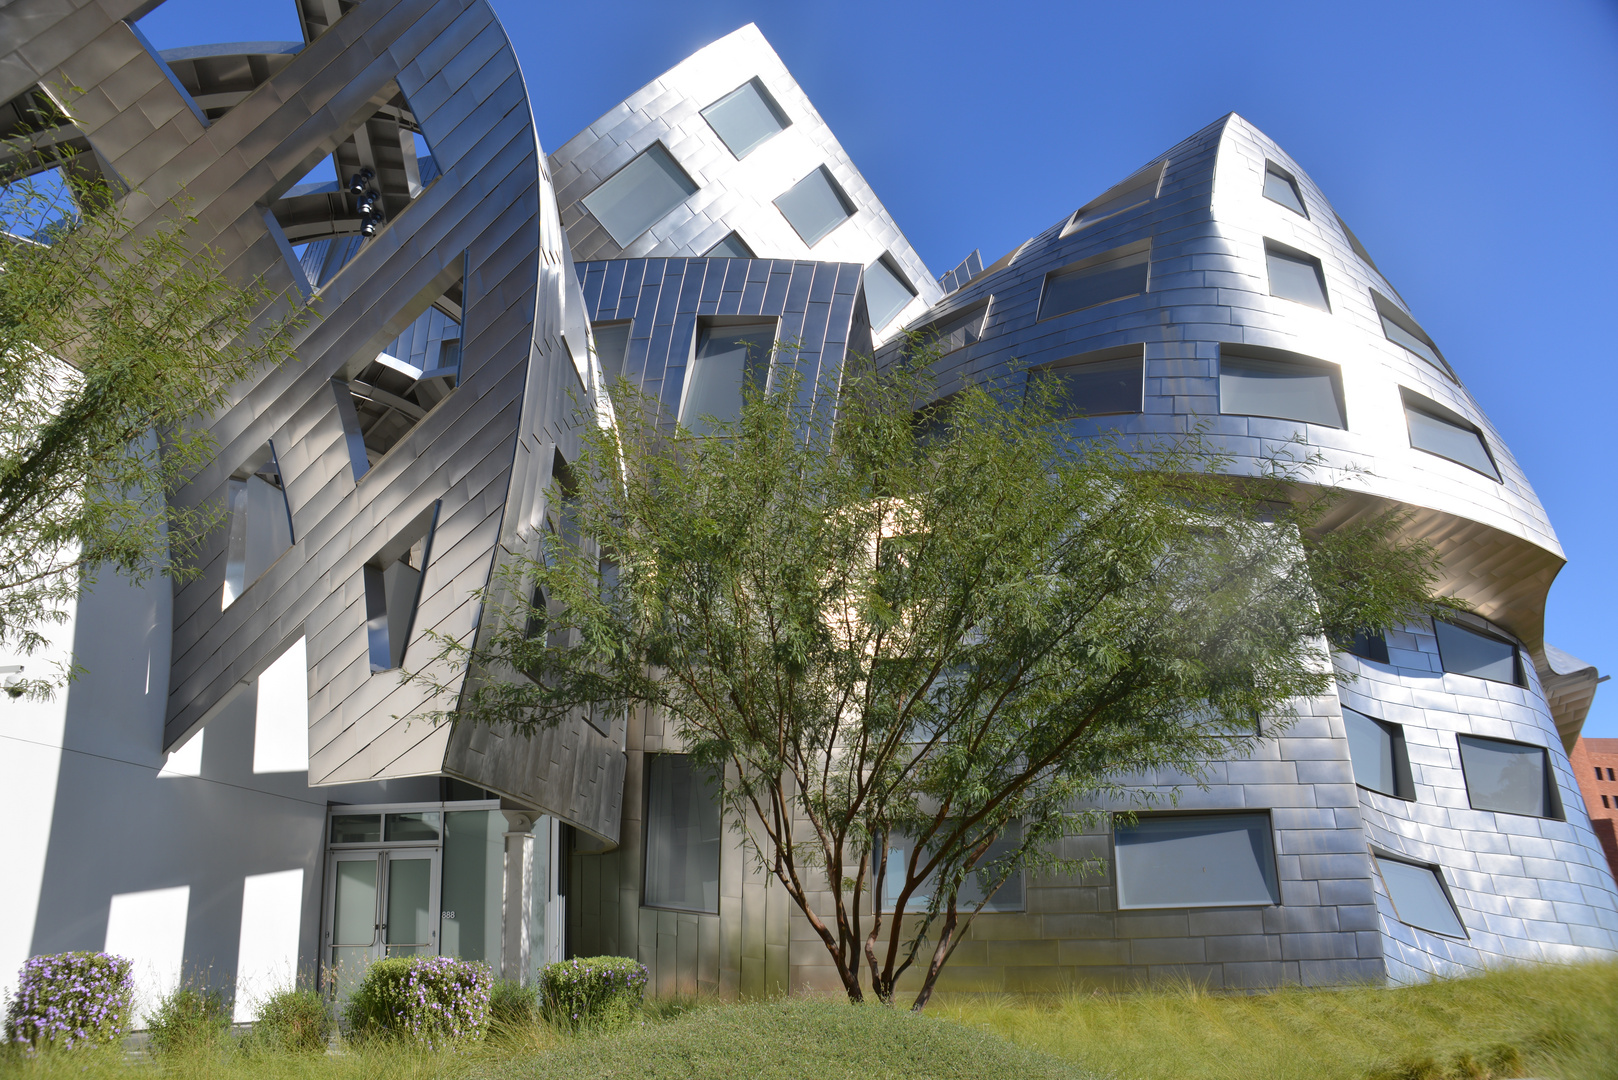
[221,442,294,609]
[1219,347,1345,429]
[1037,242,1149,321]
[1114,812,1280,909]
[681,319,777,435]
[643,754,721,913]
[1027,345,1144,419]
[1433,619,1522,685]
[1264,241,1330,311]
[1374,854,1466,937]
[582,143,698,248]
[1262,162,1307,216]
[701,77,790,159]
[363,502,439,672]
[1401,390,1498,479]
[914,298,990,358]
[863,256,916,329]
[1342,706,1414,800]
[1063,161,1164,233]
[1345,630,1390,664]
[591,320,632,384]
[704,232,754,258]
[774,166,855,247]
[1457,735,1562,819]
[877,821,1024,914]
[1373,292,1452,378]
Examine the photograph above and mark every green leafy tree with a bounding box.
[0,126,305,695]
[414,345,1450,1010]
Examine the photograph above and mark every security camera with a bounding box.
[1,664,24,699]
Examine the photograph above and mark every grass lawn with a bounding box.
[2,961,1612,1080]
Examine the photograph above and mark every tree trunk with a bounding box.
[909,904,957,1012]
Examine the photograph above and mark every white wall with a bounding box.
[0,570,437,1023]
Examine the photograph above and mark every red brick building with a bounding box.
[1572,738,1618,885]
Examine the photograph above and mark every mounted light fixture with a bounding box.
[348,168,375,195]
[357,189,381,215]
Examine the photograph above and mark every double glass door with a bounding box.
[326,849,440,998]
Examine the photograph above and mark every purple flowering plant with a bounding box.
[6,951,134,1052]
[342,956,491,1050]
[539,956,648,1030]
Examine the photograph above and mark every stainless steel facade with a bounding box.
[4,2,1613,998]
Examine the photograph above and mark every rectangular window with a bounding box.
[643,754,721,913]
[1346,630,1390,664]
[1342,707,1414,799]
[330,814,382,844]
[1027,346,1144,419]
[704,232,754,258]
[1063,161,1163,233]
[591,320,632,384]
[1457,735,1561,819]
[1374,854,1466,937]
[1265,241,1330,311]
[222,442,294,609]
[1037,243,1149,321]
[440,810,504,964]
[363,502,439,672]
[915,298,990,357]
[1372,292,1451,377]
[681,319,776,435]
[1262,162,1307,216]
[775,166,854,247]
[1114,812,1279,909]
[1401,391,1498,480]
[1433,620,1522,685]
[701,77,790,159]
[1604,794,1610,808]
[877,822,1024,913]
[863,256,916,329]
[582,143,698,248]
[1219,348,1345,429]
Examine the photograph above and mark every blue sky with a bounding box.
[137,0,1618,736]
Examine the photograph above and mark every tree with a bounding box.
[0,124,305,696]
[414,344,1450,1010]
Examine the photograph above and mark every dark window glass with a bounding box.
[681,320,776,435]
[1037,247,1149,320]
[644,754,721,912]
[1343,707,1411,799]
[878,822,1024,913]
[1375,856,1466,937]
[582,144,698,247]
[385,811,440,842]
[1434,620,1521,684]
[592,321,632,383]
[1029,354,1143,418]
[864,257,915,329]
[1263,164,1307,216]
[330,814,381,844]
[774,167,854,247]
[1457,735,1558,818]
[1404,399,1498,480]
[916,301,989,357]
[1114,813,1279,909]
[1265,243,1330,310]
[1347,630,1390,664]
[701,78,789,159]
[1068,164,1162,231]
[704,232,753,258]
[1219,353,1345,428]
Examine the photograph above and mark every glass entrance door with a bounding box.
[325,849,440,1000]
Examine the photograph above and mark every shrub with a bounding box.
[146,985,231,1056]
[5,951,134,1051]
[539,956,648,1030]
[489,980,540,1029]
[250,987,330,1054]
[342,956,491,1049]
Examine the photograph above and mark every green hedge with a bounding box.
[5,951,134,1051]
[539,956,648,1030]
[342,956,491,1049]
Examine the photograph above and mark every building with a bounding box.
[1,1,1615,1016]
[1570,738,1618,884]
